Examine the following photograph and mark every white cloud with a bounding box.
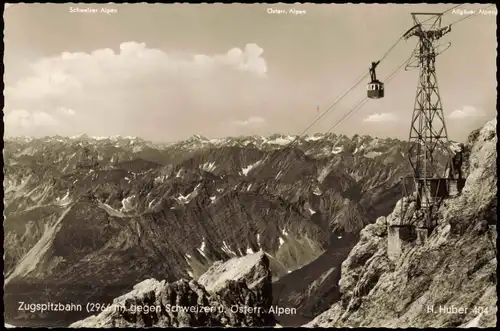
[222,44,267,75]
[5,66,83,100]
[56,107,76,116]
[4,109,60,135]
[232,116,267,127]
[363,112,397,123]
[449,105,484,119]
[5,42,267,102]
[4,42,270,139]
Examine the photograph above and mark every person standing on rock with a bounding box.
[451,143,464,180]
[447,143,464,180]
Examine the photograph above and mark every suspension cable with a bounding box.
[255,4,474,167]
[312,4,491,159]
[287,3,463,144]
[311,3,482,141]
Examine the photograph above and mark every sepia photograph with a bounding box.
[3,3,497,328]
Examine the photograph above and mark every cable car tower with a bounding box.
[400,13,464,235]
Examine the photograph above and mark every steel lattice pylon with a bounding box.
[403,13,453,229]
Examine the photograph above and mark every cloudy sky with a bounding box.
[3,3,497,142]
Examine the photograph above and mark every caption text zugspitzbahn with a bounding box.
[18,302,297,316]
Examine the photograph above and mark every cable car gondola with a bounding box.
[367,60,384,99]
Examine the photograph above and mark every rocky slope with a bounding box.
[70,252,276,328]
[305,119,497,328]
[3,132,448,327]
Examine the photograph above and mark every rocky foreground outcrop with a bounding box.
[305,119,497,328]
[70,252,277,327]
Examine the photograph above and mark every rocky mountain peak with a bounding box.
[305,119,497,328]
[70,252,276,328]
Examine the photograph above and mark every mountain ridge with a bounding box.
[3,129,456,327]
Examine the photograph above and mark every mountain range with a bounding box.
[3,130,472,327]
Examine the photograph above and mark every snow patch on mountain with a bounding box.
[242,160,263,176]
[305,135,323,142]
[354,144,366,154]
[154,174,169,184]
[99,202,126,218]
[364,151,382,159]
[200,161,216,172]
[332,146,343,154]
[198,238,207,258]
[4,175,33,195]
[318,166,331,183]
[265,136,295,146]
[147,199,157,209]
[120,195,136,212]
[313,186,323,195]
[5,206,73,284]
[16,147,37,157]
[175,184,201,205]
[56,190,72,206]
[222,241,236,256]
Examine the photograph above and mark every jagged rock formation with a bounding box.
[70,252,276,327]
[305,119,497,328]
